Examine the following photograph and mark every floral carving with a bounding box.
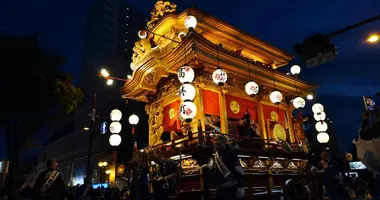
[144,72,157,85]
[148,103,164,146]
[132,38,152,64]
[147,1,177,29]
[157,29,177,49]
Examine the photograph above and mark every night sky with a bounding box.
[1,0,379,158]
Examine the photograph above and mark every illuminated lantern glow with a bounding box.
[312,103,324,114]
[117,164,125,175]
[245,81,259,97]
[177,65,195,83]
[317,132,329,144]
[270,90,283,105]
[178,32,186,41]
[293,97,305,109]
[212,68,227,86]
[290,65,301,75]
[306,94,314,100]
[345,153,353,161]
[179,83,196,101]
[184,15,197,29]
[110,109,122,121]
[109,134,122,146]
[314,111,326,121]
[128,114,139,125]
[138,30,148,39]
[130,62,136,71]
[109,122,122,134]
[315,121,328,132]
[180,101,197,122]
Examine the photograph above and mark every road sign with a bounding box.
[100,122,108,134]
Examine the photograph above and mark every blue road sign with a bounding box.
[100,122,108,134]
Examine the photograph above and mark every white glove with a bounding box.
[236,187,245,199]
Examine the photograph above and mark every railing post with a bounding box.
[198,120,204,146]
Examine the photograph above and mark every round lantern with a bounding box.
[270,90,283,105]
[138,30,148,39]
[317,132,329,144]
[314,111,326,121]
[130,62,136,71]
[245,81,259,97]
[110,109,122,121]
[109,134,122,146]
[128,114,139,125]
[312,103,324,114]
[184,15,197,29]
[293,97,306,109]
[212,68,227,86]
[180,101,197,122]
[117,164,125,175]
[109,122,122,134]
[345,153,353,161]
[315,121,328,132]
[290,65,301,76]
[179,83,196,101]
[177,64,195,83]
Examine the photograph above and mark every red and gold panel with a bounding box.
[162,100,181,132]
[225,95,257,121]
[262,105,289,141]
[202,90,220,116]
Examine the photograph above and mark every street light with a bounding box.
[83,127,90,131]
[106,79,114,85]
[99,68,129,85]
[367,34,379,43]
[98,161,108,167]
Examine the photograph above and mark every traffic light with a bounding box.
[293,34,337,68]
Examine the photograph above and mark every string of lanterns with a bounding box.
[178,64,197,122]
[312,103,330,144]
[109,109,122,147]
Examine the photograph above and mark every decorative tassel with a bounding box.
[132,127,135,134]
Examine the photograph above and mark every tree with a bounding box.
[0,34,83,183]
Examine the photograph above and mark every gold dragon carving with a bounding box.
[147,1,177,30]
[146,102,164,146]
[132,38,152,64]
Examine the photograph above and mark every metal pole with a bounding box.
[325,14,380,38]
[86,93,97,180]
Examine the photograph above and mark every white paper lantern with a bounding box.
[138,30,147,39]
[180,101,197,121]
[177,65,195,83]
[314,112,326,121]
[312,103,324,114]
[109,122,122,134]
[270,90,283,105]
[293,97,305,109]
[179,83,196,101]
[109,134,122,146]
[245,81,259,96]
[290,65,301,75]
[184,15,197,29]
[110,109,122,121]
[317,132,330,144]
[315,121,328,132]
[130,62,136,71]
[128,114,139,125]
[212,68,227,86]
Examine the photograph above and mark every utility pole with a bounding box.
[86,93,99,180]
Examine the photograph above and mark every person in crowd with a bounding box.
[321,151,348,200]
[151,151,179,200]
[125,152,149,200]
[32,159,66,200]
[359,93,380,200]
[0,177,33,200]
[75,177,94,200]
[205,134,245,200]
[205,115,221,133]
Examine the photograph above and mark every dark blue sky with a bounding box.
[1,0,379,155]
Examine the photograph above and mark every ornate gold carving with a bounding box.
[132,38,152,64]
[230,100,240,114]
[157,28,177,49]
[169,108,176,119]
[144,72,157,85]
[292,123,303,141]
[148,103,164,146]
[147,1,177,29]
[156,77,181,99]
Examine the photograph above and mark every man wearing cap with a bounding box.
[32,159,66,200]
[208,134,245,199]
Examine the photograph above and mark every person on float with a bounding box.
[203,134,245,200]
[32,159,66,200]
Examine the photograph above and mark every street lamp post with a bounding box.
[86,93,99,181]
[109,109,122,186]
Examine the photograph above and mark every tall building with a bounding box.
[38,0,148,185]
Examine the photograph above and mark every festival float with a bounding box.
[121,0,318,198]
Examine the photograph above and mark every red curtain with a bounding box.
[225,95,257,122]
[163,100,181,132]
[203,90,220,116]
[262,105,286,127]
